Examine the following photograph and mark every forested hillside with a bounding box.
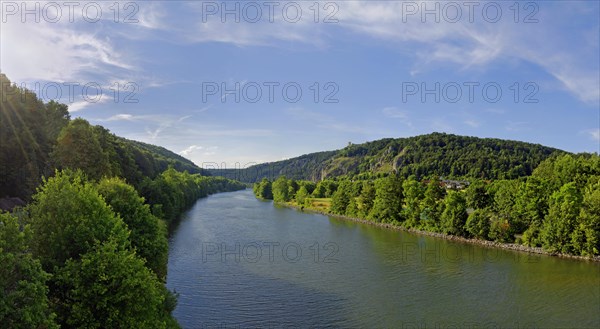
[212,133,564,183]
[0,74,245,328]
[0,74,207,201]
[254,153,600,258]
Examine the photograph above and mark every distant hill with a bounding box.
[122,138,206,176]
[210,133,566,183]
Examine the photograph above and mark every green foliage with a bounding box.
[513,176,550,230]
[287,180,299,200]
[253,178,273,200]
[419,178,445,230]
[54,240,171,329]
[28,170,130,271]
[440,191,468,236]
[345,197,359,217]
[521,222,543,247]
[402,176,424,227]
[140,168,245,224]
[465,180,491,210]
[465,209,491,239]
[330,181,352,215]
[323,180,338,198]
[357,181,376,218]
[255,154,600,257]
[272,176,290,203]
[52,118,113,181]
[300,181,316,195]
[212,132,564,183]
[312,182,327,198]
[0,75,253,328]
[0,74,212,201]
[571,182,600,256]
[0,212,57,329]
[295,185,310,206]
[369,174,403,223]
[0,75,69,199]
[541,182,583,253]
[97,177,169,279]
[24,169,193,328]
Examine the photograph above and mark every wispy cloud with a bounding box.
[382,107,413,127]
[464,120,481,128]
[179,145,204,156]
[583,128,600,143]
[505,121,529,132]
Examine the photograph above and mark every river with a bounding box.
[167,190,600,328]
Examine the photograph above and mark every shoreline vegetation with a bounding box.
[253,152,600,262]
[0,75,247,328]
[279,201,600,262]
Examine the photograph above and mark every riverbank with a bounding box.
[277,202,600,263]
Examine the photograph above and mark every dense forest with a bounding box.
[213,133,564,183]
[0,74,208,202]
[0,75,245,328]
[254,152,600,258]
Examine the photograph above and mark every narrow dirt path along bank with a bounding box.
[280,202,600,263]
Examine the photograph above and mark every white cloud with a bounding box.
[583,128,600,142]
[1,19,132,83]
[67,96,112,113]
[104,114,135,121]
[179,145,204,156]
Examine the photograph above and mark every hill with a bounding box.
[210,133,566,183]
[0,74,207,200]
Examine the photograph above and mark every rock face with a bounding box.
[0,197,26,212]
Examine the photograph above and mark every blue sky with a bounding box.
[2,0,599,168]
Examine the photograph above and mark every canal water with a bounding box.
[167,190,600,328]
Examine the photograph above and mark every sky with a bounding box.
[1,0,599,169]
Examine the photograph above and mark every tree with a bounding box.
[54,240,172,329]
[440,191,468,236]
[254,178,273,200]
[402,176,424,227]
[489,214,514,242]
[465,180,491,210]
[312,182,326,198]
[346,197,359,217]
[357,181,376,218]
[513,176,550,233]
[28,170,130,271]
[272,176,290,202]
[323,180,338,198]
[465,209,491,239]
[369,174,403,223]
[570,182,600,256]
[287,180,299,200]
[295,185,310,206]
[541,182,582,253]
[491,180,521,235]
[420,178,445,230]
[51,118,112,181]
[97,177,169,279]
[0,212,57,329]
[330,181,352,215]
